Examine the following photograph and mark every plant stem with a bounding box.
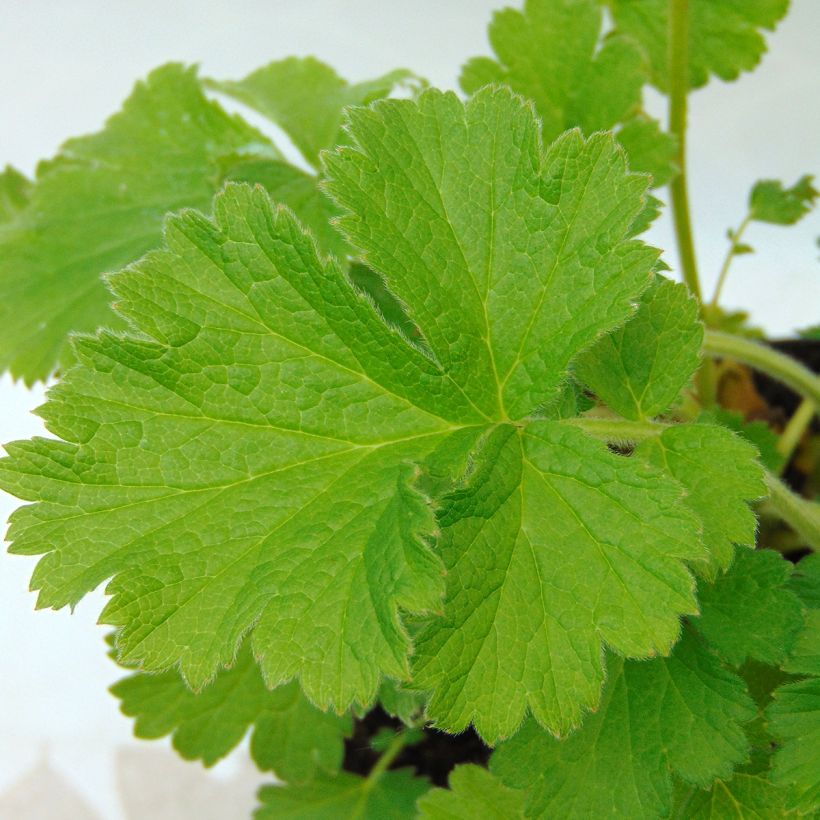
[363,730,408,792]
[764,470,820,551]
[668,0,700,302]
[776,397,816,471]
[703,330,820,406]
[564,417,669,443]
[709,214,751,309]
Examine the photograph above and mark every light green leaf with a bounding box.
[671,774,795,819]
[0,63,273,384]
[460,0,675,185]
[0,165,32,222]
[767,678,820,813]
[324,87,658,420]
[636,424,765,577]
[491,629,755,819]
[616,115,679,187]
[378,680,427,726]
[1,90,697,738]
[413,422,704,742]
[255,770,429,819]
[209,57,420,168]
[610,0,790,91]
[693,549,804,667]
[574,276,702,420]
[417,765,525,819]
[111,642,350,783]
[750,175,818,225]
[702,409,785,473]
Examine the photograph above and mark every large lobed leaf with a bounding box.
[2,88,709,744]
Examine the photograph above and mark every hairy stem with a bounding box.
[764,471,820,552]
[563,417,669,443]
[668,0,700,302]
[777,397,816,471]
[703,330,820,406]
[709,215,752,309]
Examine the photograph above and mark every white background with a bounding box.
[1,1,818,817]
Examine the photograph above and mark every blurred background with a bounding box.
[1,0,818,817]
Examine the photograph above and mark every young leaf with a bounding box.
[750,175,818,226]
[412,423,704,742]
[610,0,790,91]
[255,770,429,819]
[460,0,676,184]
[636,424,765,576]
[0,64,273,383]
[693,548,804,667]
[491,629,755,819]
[0,165,32,222]
[111,642,350,783]
[417,765,525,819]
[574,276,703,420]
[616,115,680,187]
[208,57,420,168]
[0,90,698,740]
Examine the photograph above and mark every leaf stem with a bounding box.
[776,397,816,471]
[363,730,408,793]
[668,0,700,302]
[703,330,820,406]
[764,470,820,551]
[709,214,752,309]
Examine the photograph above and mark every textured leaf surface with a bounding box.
[0,64,272,383]
[111,643,350,782]
[671,774,794,819]
[210,57,418,168]
[611,0,790,90]
[750,175,818,225]
[491,629,755,819]
[417,765,525,819]
[255,770,429,819]
[694,549,803,668]
[575,276,702,420]
[1,90,697,737]
[413,422,704,742]
[460,0,675,184]
[324,87,658,420]
[637,424,765,577]
[616,115,679,187]
[0,166,31,222]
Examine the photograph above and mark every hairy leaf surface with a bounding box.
[491,629,755,818]
[417,765,525,819]
[575,276,702,420]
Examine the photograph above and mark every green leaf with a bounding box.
[0,63,273,383]
[491,629,755,819]
[209,57,420,168]
[615,115,680,187]
[702,409,785,473]
[111,642,350,782]
[417,765,525,819]
[255,769,430,819]
[574,276,702,420]
[324,88,658,420]
[670,774,795,819]
[789,553,820,610]
[693,549,804,667]
[636,424,765,577]
[767,678,820,813]
[610,0,790,91]
[0,90,698,739]
[221,155,348,259]
[0,165,32,222]
[413,422,704,742]
[460,0,675,185]
[750,175,818,225]
[378,680,427,727]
